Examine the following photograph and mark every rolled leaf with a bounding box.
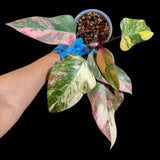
[47,54,96,113]
[87,81,124,148]
[87,49,132,94]
[6,15,76,46]
[120,17,154,51]
[96,48,119,91]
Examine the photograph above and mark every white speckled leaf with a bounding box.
[47,54,96,113]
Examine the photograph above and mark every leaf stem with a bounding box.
[76,29,95,36]
[101,36,122,46]
[95,36,121,49]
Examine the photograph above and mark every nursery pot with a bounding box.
[75,9,113,45]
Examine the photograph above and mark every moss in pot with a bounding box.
[6,11,154,149]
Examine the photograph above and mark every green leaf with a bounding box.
[6,15,76,46]
[96,48,119,91]
[120,17,154,51]
[87,49,132,94]
[87,81,124,148]
[47,54,96,113]
[87,49,103,82]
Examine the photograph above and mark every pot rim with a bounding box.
[75,9,113,42]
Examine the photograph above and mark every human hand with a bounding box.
[53,38,94,59]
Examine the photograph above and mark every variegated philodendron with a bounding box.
[6,15,153,149]
[87,49,131,148]
[6,15,76,46]
[120,18,154,51]
[47,54,96,113]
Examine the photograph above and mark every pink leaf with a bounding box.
[88,81,124,148]
[6,15,76,46]
[116,66,132,94]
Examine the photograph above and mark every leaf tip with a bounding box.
[5,22,11,27]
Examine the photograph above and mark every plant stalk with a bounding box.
[101,36,122,45]
[76,29,95,36]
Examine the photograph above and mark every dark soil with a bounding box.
[76,12,110,45]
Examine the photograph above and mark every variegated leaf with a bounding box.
[47,54,96,113]
[116,66,132,94]
[87,81,124,148]
[96,48,119,91]
[87,49,102,82]
[6,15,76,46]
[120,18,154,51]
[87,49,124,148]
[87,49,132,94]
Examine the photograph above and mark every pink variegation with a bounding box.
[87,49,130,148]
[87,49,132,94]
[116,66,132,94]
[6,15,76,46]
[88,81,124,148]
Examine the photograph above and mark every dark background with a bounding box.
[0,2,159,158]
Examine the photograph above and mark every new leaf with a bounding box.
[96,48,119,91]
[48,54,96,113]
[120,18,154,51]
[87,49,132,94]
